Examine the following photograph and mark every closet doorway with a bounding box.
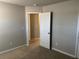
[29,14,40,48]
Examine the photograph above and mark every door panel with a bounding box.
[39,12,51,49]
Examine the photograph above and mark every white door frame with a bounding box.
[25,12,40,46]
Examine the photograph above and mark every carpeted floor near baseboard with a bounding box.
[0,46,76,59]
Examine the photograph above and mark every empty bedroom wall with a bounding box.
[77,0,79,58]
[43,0,78,56]
[0,2,26,52]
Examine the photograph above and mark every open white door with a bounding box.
[39,12,52,49]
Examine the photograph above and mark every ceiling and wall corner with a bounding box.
[0,0,68,6]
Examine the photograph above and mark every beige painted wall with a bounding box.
[0,2,26,52]
[43,0,78,56]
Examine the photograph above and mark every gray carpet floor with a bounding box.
[22,46,76,59]
[0,46,76,59]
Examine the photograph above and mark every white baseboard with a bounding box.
[52,48,76,58]
[0,44,27,55]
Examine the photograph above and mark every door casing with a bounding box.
[26,12,40,46]
[26,12,53,50]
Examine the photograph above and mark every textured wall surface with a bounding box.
[0,2,26,52]
[77,0,79,58]
[43,0,78,56]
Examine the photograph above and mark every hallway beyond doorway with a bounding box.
[29,14,40,48]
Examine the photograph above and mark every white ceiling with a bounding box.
[0,0,68,6]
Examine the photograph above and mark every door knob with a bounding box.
[48,32,50,34]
